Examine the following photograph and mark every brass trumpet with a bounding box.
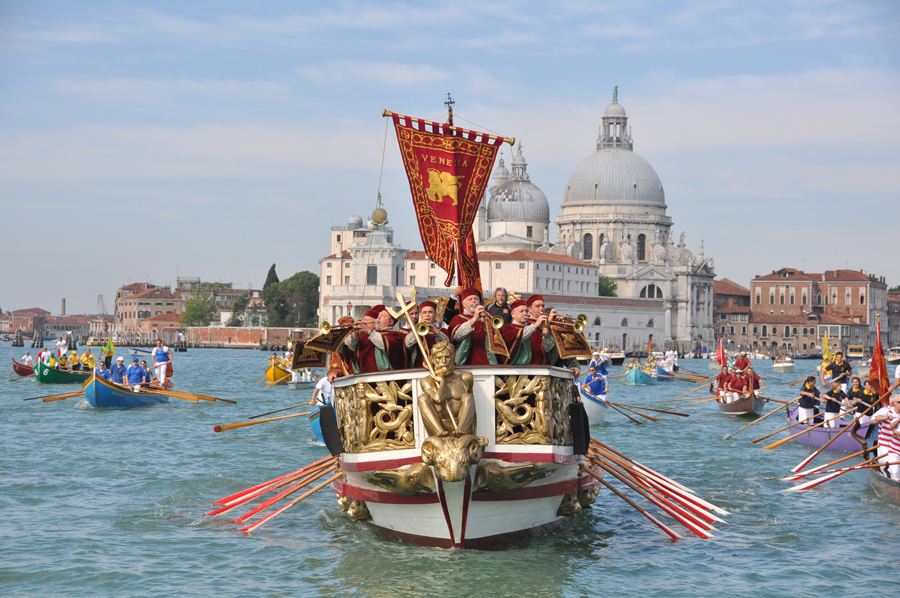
[480,312,505,330]
[319,321,332,335]
[416,321,431,335]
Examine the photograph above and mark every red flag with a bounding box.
[869,320,891,406]
[389,112,509,294]
[716,339,726,366]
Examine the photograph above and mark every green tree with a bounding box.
[263,264,280,291]
[598,275,618,297]
[227,292,249,327]
[889,285,900,294]
[263,271,320,327]
[179,294,218,326]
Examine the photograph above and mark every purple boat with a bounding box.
[785,408,872,452]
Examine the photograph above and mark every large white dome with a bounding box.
[563,148,665,207]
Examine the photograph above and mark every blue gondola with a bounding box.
[84,373,170,409]
[309,406,325,443]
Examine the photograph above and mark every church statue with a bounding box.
[599,235,610,263]
[418,341,475,436]
[619,229,634,264]
[652,230,667,264]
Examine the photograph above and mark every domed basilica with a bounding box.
[474,90,715,348]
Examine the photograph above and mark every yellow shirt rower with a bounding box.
[81,350,96,369]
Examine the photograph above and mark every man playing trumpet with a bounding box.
[405,300,450,368]
[342,305,408,373]
[500,299,548,365]
[526,294,581,376]
[447,288,497,366]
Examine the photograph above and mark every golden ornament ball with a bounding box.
[372,207,388,224]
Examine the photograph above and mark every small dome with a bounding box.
[486,144,550,222]
[347,215,363,229]
[604,99,627,118]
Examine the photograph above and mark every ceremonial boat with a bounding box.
[578,386,608,424]
[624,363,656,385]
[771,357,795,374]
[265,361,291,385]
[784,407,871,452]
[33,361,91,384]
[11,357,34,377]
[329,360,598,549]
[717,393,764,416]
[84,374,170,409]
[869,468,900,503]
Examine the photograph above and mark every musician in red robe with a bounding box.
[448,288,491,366]
[342,306,408,373]
[501,299,548,365]
[405,300,449,368]
[526,294,580,375]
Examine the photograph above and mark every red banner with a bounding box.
[870,320,891,406]
[389,112,508,294]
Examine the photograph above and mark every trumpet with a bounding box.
[319,321,332,335]
[416,321,431,335]
[480,312,505,330]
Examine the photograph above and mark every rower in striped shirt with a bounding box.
[870,395,900,479]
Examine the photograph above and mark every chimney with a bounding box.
[61,298,66,316]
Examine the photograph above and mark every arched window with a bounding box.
[780,294,785,305]
[817,293,822,305]
[790,294,795,305]
[784,325,790,337]
[621,318,629,327]
[593,317,602,326]
[762,325,768,337]
[583,233,593,260]
[637,234,646,261]
[647,319,654,327]
[640,284,663,299]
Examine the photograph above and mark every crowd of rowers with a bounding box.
[327,287,583,381]
[710,352,766,404]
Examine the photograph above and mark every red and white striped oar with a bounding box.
[238,472,344,533]
[783,445,878,482]
[781,455,882,493]
[790,402,881,472]
[229,463,338,523]
[210,455,335,506]
[208,460,337,517]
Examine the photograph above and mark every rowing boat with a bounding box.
[33,360,91,384]
[84,374,171,409]
[784,407,872,452]
[624,363,656,385]
[579,386,608,424]
[717,393,765,416]
[654,366,675,381]
[309,407,325,443]
[11,357,34,377]
[265,361,291,385]
[869,468,900,503]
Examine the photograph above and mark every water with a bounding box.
[1,347,897,597]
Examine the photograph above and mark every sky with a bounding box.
[1,0,898,315]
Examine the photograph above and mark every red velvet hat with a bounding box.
[419,300,437,310]
[510,299,527,311]
[365,304,386,319]
[526,294,544,306]
[459,288,481,302]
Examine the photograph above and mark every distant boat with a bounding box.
[717,393,764,416]
[11,356,34,377]
[654,366,675,381]
[886,347,900,366]
[265,360,291,385]
[608,351,625,366]
[578,386,608,424]
[84,374,171,409]
[33,361,90,384]
[771,357,795,374]
[624,363,656,385]
[784,407,872,452]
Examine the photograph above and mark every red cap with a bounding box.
[459,288,481,303]
[526,294,544,306]
[419,300,437,310]
[510,299,527,311]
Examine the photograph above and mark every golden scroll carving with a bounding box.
[494,375,573,446]
[333,379,415,453]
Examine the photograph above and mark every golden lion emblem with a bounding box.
[425,169,464,205]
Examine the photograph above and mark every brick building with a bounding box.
[115,286,184,334]
[0,308,50,335]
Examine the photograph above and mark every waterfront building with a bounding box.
[0,307,49,335]
[114,285,184,335]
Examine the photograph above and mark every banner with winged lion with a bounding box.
[387,111,510,294]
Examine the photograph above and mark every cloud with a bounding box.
[299,60,452,86]
[53,78,292,105]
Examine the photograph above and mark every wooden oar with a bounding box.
[214,411,312,433]
[789,399,883,472]
[578,464,682,540]
[608,402,690,417]
[759,396,789,404]
[249,400,316,420]
[24,390,83,402]
[788,460,899,480]
[238,472,344,532]
[722,396,800,440]
[607,402,644,425]
[210,456,336,506]
[681,396,722,407]
[9,374,34,381]
[42,391,85,403]
[150,385,237,404]
[615,404,662,422]
[256,376,266,384]
[781,455,883,492]
[749,410,828,444]
[762,413,845,450]
[783,445,879,481]
[142,388,199,402]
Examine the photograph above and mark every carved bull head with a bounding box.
[421,434,486,483]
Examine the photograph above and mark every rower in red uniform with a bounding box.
[448,288,492,366]
[710,365,731,397]
[501,299,548,365]
[342,305,408,373]
[404,300,449,368]
[742,366,765,396]
[734,352,751,374]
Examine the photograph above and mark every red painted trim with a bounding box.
[339,456,422,472]
[437,479,456,545]
[471,476,595,502]
[482,451,577,464]
[458,476,472,547]
[331,479,439,504]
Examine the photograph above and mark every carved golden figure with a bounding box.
[337,495,371,522]
[474,462,552,493]
[421,434,486,483]
[334,380,414,453]
[494,375,574,446]
[366,463,435,495]
[556,492,582,517]
[418,341,475,437]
